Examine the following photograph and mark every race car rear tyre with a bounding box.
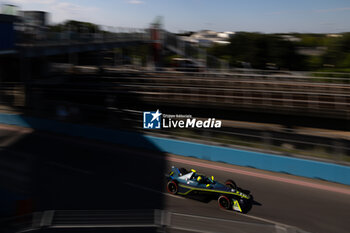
[218,195,231,210]
[167,181,178,195]
[225,179,237,190]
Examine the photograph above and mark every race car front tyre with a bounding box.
[225,179,237,190]
[218,195,231,210]
[239,198,253,213]
[167,181,178,195]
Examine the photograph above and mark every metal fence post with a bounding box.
[32,212,43,229]
[333,139,344,161]
[262,131,272,150]
[154,209,171,232]
[40,210,55,228]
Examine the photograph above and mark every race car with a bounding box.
[166,166,253,213]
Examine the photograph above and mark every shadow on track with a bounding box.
[0,128,167,232]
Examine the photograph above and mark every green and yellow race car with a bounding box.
[166,166,253,213]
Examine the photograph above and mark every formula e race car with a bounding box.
[166,166,253,213]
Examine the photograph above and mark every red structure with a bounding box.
[150,17,163,68]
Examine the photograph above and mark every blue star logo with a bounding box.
[143,110,162,129]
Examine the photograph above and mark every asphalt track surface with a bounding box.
[1,125,350,233]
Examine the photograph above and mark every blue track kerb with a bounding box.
[1,113,350,185]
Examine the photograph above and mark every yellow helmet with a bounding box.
[197,176,202,182]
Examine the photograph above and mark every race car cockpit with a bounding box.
[179,169,216,187]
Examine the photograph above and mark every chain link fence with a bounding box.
[1,69,350,164]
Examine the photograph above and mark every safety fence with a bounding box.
[116,110,350,164]
[3,68,350,116]
[57,65,350,83]
[1,79,350,163]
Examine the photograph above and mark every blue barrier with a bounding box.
[1,113,350,185]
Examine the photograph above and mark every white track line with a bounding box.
[124,182,309,232]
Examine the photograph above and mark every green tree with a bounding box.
[208,32,305,70]
[321,33,350,69]
[49,20,100,33]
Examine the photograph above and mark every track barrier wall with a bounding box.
[1,113,350,186]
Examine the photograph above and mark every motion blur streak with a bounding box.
[168,156,350,195]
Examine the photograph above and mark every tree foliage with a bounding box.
[321,33,350,69]
[49,20,100,33]
[208,32,305,70]
[208,32,350,71]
